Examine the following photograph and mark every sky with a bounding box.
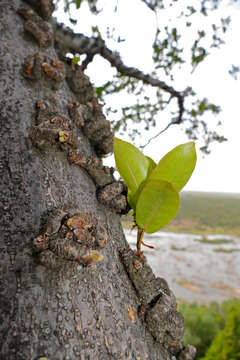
[55,0,240,194]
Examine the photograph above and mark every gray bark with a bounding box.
[0,1,195,359]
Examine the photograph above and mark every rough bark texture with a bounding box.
[0,1,195,359]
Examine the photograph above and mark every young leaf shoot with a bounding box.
[114,137,197,256]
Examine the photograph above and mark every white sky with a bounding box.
[55,0,240,194]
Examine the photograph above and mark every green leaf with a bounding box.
[145,156,157,177]
[114,138,149,195]
[92,26,101,37]
[128,155,156,211]
[136,179,180,234]
[75,0,82,9]
[199,99,206,112]
[172,28,177,41]
[128,179,147,211]
[72,56,80,64]
[96,87,103,98]
[149,142,197,192]
[127,191,135,210]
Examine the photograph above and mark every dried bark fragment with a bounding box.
[68,150,114,187]
[24,0,55,20]
[32,223,51,251]
[42,60,65,82]
[95,135,114,156]
[178,345,197,360]
[126,306,137,323]
[68,101,84,128]
[84,117,110,142]
[120,246,186,352]
[18,7,53,47]
[83,98,114,156]
[39,249,58,268]
[37,95,59,120]
[120,247,170,305]
[97,181,128,214]
[66,213,97,231]
[66,68,95,104]
[23,53,65,89]
[49,238,92,264]
[40,0,55,19]
[23,52,41,80]
[32,212,108,268]
[29,96,75,150]
[145,292,185,351]
[73,228,95,247]
[32,233,49,251]
[68,98,114,156]
[95,224,109,248]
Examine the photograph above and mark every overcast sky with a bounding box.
[55,0,240,194]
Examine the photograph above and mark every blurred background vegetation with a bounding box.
[164,191,240,236]
[166,190,240,359]
[179,299,240,359]
[122,191,240,236]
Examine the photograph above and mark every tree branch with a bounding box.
[79,53,95,71]
[139,121,174,150]
[140,0,156,11]
[52,20,185,123]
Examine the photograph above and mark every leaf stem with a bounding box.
[137,227,145,257]
[141,240,154,249]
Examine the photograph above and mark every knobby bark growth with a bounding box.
[0,1,196,359]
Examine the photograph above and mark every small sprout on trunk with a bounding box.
[114,138,197,256]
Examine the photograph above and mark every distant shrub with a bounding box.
[195,237,233,245]
[179,299,240,359]
[214,248,240,253]
[179,302,222,359]
[201,299,240,360]
[171,244,187,251]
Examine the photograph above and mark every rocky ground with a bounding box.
[125,229,240,304]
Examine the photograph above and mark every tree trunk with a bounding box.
[0,1,195,359]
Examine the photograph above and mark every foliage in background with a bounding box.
[201,299,240,360]
[179,302,222,359]
[122,192,240,237]
[179,299,240,360]
[166,192,240,236]
[51,0,239,153]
